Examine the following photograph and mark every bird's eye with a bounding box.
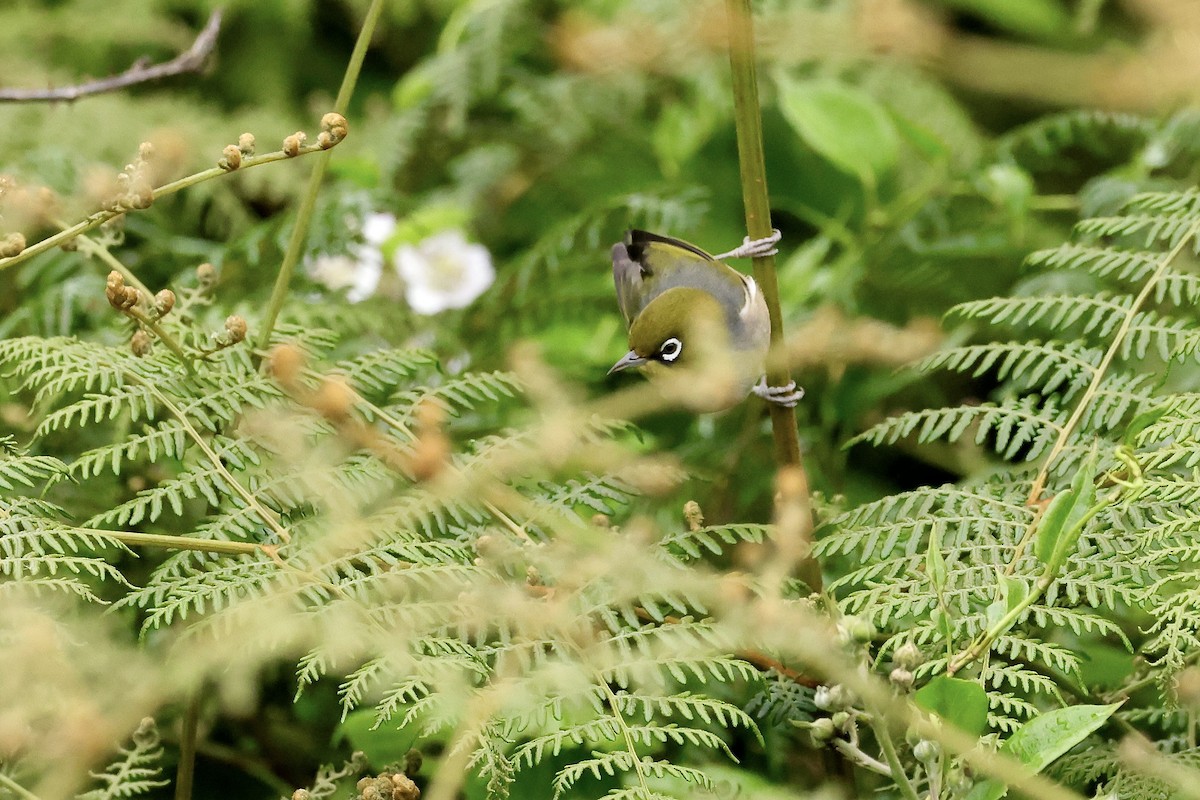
[659,337,682,362]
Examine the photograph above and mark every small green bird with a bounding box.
[608,229,803,410]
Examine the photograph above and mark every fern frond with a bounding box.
[996,110,1154,168]
[659,524,770,561]
[77,718,167,800]
[0,447,67,490]
[851,396,1062,460]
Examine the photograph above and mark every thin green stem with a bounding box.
[255,0,386,350]
[174,694,200,800]
[950,494,1112,674]
[69,229,153,298]
[0,142,338,274]
[832,739,892,776]
[78,527,263,556]
[1014,217,1200,557]
[868,714,922,800]
[724,0,821,590]
[344,388,536,543]
[124,304,195,374]
[75,235,197,371]
[125,373,291,543]
[0,773,41,800]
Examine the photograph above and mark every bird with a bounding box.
[608,229,803,411]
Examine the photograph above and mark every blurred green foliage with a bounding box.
[7,0,1200,797]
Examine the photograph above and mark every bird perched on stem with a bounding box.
[608,229,803,412]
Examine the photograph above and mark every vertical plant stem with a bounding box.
[175,694,200,800]
[868,715,922,800]
[256,0,386,351]
[725,0,820,589]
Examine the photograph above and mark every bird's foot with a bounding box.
[715,229,781,260]
[752,376,804,408]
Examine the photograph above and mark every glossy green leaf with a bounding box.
[1033,453,1098,569]
[985,573,1028,627]
[776,77,900,186]
[965,703,1121,800]
[913,676,988,736]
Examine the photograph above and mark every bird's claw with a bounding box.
[752,377,804,408]
[715,229,781,260]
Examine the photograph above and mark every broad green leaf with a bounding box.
[913,676,988,736]
[1033,453,1098,569]
[776,76,900,187]
[965,703,1121,800]
[985,573,1028,627]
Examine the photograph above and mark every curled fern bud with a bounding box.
[410,400,450,482]
[292,791,310,800]
[128,178,154,209]
[238,132,256,156]
[389,773,419,800]
[154,289,176,317]
[219,144,242,171]
[403,748,422,776]
[318,112,349,149]
[591,513,610,528]
[312,376,356,421]
[224,315,248,343]
[283,131,307,157]
[131,329,153,356]
[683,500,704,531]
[0,232,25,258]
[196,262,216,287]
[269,343,305,389]
[321,111,348,138]
[131,717,158,748]
[106,271,127,309]
[121,286,141,309]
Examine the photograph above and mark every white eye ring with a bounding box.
[659,337,682,363]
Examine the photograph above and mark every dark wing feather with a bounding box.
[612,230,749,328]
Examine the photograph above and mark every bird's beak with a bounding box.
[607,350,648,375]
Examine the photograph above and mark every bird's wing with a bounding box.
[612,230,752,327]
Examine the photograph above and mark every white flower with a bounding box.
[305,212,396,303]
[361,212,397,247]
[394,229,494,315]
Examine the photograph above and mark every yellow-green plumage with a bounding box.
[609,230,771,410]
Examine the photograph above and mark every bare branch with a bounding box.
[0,9,223,103]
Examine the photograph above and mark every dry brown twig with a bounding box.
[0,9,223,103]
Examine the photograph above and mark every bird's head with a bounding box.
[608,287,727,376]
